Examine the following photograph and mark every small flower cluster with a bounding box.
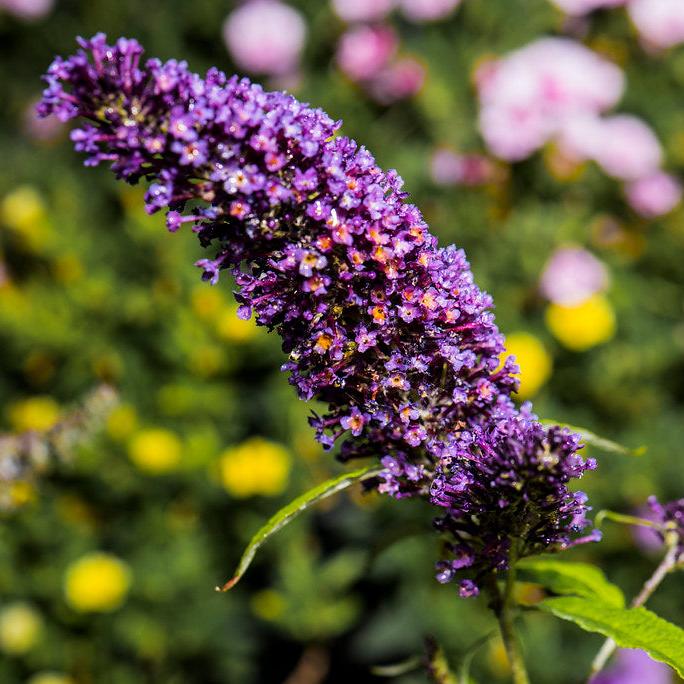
[39,35,598,592]
[647,496,684,561]
[431,405,598,596]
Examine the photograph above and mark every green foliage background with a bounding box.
[1,0,683,682]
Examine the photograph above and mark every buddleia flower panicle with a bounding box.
[38,34,517,478]
[647,496,684,560]
[431,405,599,597]
[38,35,599,593]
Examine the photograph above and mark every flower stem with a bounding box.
[490,545,530,684]
[588,541,680,681]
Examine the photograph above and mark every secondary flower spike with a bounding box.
[38,36,598,591]
[431,406,598,596]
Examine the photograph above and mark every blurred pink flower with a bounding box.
[590,649,672,684]
[477,38,624,162]
[398,0,461,22]
[336,24,398,82]
[366,57,425,104]
[222,0,306,76]
[539,246,609,306]
[628,0,684,49]
[549,0,626,16]
[625,171,682,217]
[0,0,53,20]
[331,0,394,23]
[583,115,662,181]
[430,148,495,186]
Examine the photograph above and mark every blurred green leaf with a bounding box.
[537,597,684,677]
[541,420,646,457]
[517,557,625,608]
[370,655,422,677]
[218,464,379,591]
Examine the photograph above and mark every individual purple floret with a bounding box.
[647,496,684,560]
[431,405,599,596]
[37,34,518,482]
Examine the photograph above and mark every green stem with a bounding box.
[490,544,530,684]
[588,541,680,681]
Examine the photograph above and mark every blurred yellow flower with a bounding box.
[215,307,258,343]
[128,428,182,474]
[9,481,36,507]
[7,396,60,432]
[106,404,138,441]
[546,294,616,351]
[0,186,52,254]
[1,186,47,233]
[27,673,75,684]
[64,552,131,613]
[218,437,291,498]
[251,588,286,621]
[191,286,224,320]
[504,332,552,399]
[0,602,43,655]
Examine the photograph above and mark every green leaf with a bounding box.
[217,465,380,591]
[517,557,624,607]
[540,420,646,457]
[537,596,684,677]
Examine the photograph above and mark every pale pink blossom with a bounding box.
[398,0,461,22]
[560,114,663,181]
[331,0,394,23]
[0,0,53,20]
[625,171,682,217]
[336,25,398,82]
[477,38,624,162]
[539,246,609,306]
[430,149,495,186]
[366,57,425,104]
[628,0,684,49]
[584,115,662,181]
[223,0,306,76]
[549,0,625,16]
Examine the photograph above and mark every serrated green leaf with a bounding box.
[538,596,684,677]
[517,557,624,607]
[541,420,646,457]
[217,465,380,591]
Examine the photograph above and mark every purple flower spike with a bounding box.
[38,34,519,475]
[38,36,596,591]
